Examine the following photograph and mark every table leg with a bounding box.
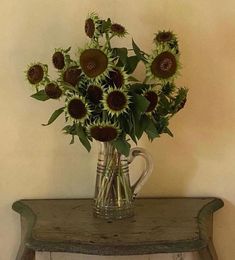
[16,246,35,260]
[198,240,218,260]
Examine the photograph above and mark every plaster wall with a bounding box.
[0,1,234,259]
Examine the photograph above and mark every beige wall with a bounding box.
[0,0,235,259]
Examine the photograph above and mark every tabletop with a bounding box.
[12,197,224,260]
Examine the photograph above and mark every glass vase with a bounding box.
[93,142,153,219]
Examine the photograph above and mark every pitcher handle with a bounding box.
[128,147,153,198]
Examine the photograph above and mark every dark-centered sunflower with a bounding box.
[88,120,120,142]
[45,82,62,99]
[65,96,90,123]
[146,46,180,83]
[103,88,129,116]
[85,13,101,39]
[26,63,47,85]
[79,46,113,82]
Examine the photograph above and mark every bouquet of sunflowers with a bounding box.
[25,13,187,156]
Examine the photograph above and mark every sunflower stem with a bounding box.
[105,32,112,49]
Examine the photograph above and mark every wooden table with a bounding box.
[12,198,223,260]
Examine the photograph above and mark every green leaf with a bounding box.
[132,39,146,62]
[75,124,91,152]
[79,136,91,152]
[31,90,50,101]
[135,115,146,139]
[64,46,71,53]
[132,93,150,113]
[112,137,131,157]
[42,107,64,126]
[128,76,139,82]
[113,48,128,65]
[144,117,159,140]
[164,127,174,137]
[70,135,75,144]
[125,56,139,74]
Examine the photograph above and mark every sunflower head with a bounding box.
[85,13,101,38]
[144,90,158,112]
[26,63,47,85]
[111,23,127,37]
[87,85,103,104]
[45,82,62,99]
[103,88,129,116]
[154,31,175,44]
[107,68,128,89]
[52,51,65,70]
[63,66,82,86]
[66,96,89,122]
[146,47,180,83]
[79,47,113,82]
[88,120,120,142]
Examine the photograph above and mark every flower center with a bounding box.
[45,83,62,99]
[52,51,65,70]
[151,51,177,79]
[86,61,96,71]
[106,91,127,111]
[156,32,173,42]
[111,23,125,35]
[85,18,95,38]
[63,66,81,86]
[160,58,173,71]
[87,85,103,104]
[67,99,87,120]
[27,64,44,84]
[90,126,118,142]
[80,49,108,78]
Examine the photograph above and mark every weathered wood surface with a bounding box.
[12,198,223,258]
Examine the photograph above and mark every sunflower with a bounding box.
[45,82,62,99]
[103,88,129,116]
[143,89,158,113]
[88,120,121,142]
[87,84,103,104]
[107,67,129,89]
[65,96,90,123]
[79,46,113,82]
[52,48,67,70]
[146,46,180,83]
[62,65,82,86]
[110,23,127,37]
[85,12,101,39]
[154,30,177,45]
[26,63,48,85]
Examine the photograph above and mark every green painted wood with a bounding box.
[12,198,223,258]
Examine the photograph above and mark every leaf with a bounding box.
[79,136,91,152]
[132,39,146,62]
[31,90,50,101]
[132,93,150,113]
[70,135,75,144]
[64,46,71,53]
[76,124,91,152]
[128,76,139,82]
[112,137,131,157]
[125,56,139,74]
[113,48,128,65]
[144,117,159,141]
[164,127,174,137]
[135,115,146,139]
[42,107,64,126]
